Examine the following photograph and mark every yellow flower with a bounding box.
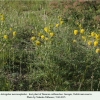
[1,15,5,21]
[82,36,86,41]
[79,24,82,29]
[36,40,41,46]
[73,40,77,43]
[41,35,45,40]
[38,33,42,37]
[95,34,100,40]
[94,41,99,47]
[80,29,85,34]
[60,21,64,25]
[96,48,100,54]
[30,36,36,41]
[74,30,78,35]
[59,17,63,21]
[88,41,92,46]
[45,37,49,41]
[4,35,8,39]
[32,30,34,34]
[13,31,17,37]
[91,32,96,37]
[44,27,50,33]
[50,32,55,37]
[55,24,59,28]
[10,28,12,31]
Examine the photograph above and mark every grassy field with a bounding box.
[0,0,100,91]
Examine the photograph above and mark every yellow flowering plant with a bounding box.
[91,32,96,37]
[74,30,78,35]
[88,41,93,46]
[30,36,36,41]
[96,48,100,54]
[36,40,41,46]
[50,32,55,37]
[73,40,77,43]
[55,24,59,28]
[13,31,17,37]
[94,41,99,47]
[44,27,50,33]
[80,29,85,34]
[41,35,45,40]
[4,35,8,40]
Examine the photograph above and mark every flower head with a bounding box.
[74,30,78,35]
[88,41,92,46]
[13,31,17,37]
[38,33,42,37]
[80,29,85,34]
[95,34,100,40]
[1,15,5,21]
[41,35,45,40]
[10,28,12,31]
[60,21,64,25]
[4,35,8,39]
[44,27,50,33]
[82,36,86,41]
[45,37,49,41]
[36,40,41,46]
[94,41,99,47]
[55,24,59,28]
[73,40,77,43]
[91,32,96,37]
[59,17,63,21]
[30,36,36,41]
[32,30,34,34]
[96,48,100,54]
[79,24,82,29]
[50,32,55,37]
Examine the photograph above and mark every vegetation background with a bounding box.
[0,0,100,91]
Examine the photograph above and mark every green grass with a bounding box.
[0,0,100,91]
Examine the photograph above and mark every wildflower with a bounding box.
[1,15,5,21]
[30,36,36,41]
[60,21,64,25]
[13,31,17,37]
[91,32,96,37]
[4,35,8,39]
[55,24,59,28]
[59,17,63,21]
[41,35,45,40]
[82,36,86,42]
[36,40,41,46]
[32,30,34,34]
[44,27,50,33]
[80,29,85,34]
[95,34,100,40]
[79,24,82,29]
[74,30,78,35]
[88,41,92,46]
[94,41,99,47]
[10,28,12,31]
[96,48,100,54]
[50,32,55,37]
[45,37,49,41]
[38,33,42,37]
[73,40,77,43]
[76,22,79,25]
